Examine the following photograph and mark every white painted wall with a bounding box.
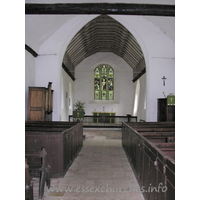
[74,52,134,116]
[34,55,62,121]
[25,14,175,121]
[61,68,74,121]
[146,57,175,121]
[111,15,175,121]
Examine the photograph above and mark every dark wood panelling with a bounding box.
[122,122,175,200]
[25,122,83,177]
[157,99,175,122]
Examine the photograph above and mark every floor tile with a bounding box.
[32,129,145,200]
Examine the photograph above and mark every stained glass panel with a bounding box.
[95,68,99,74]
[109,91,113,100]
[109,68,113,75]
[102,65,106,74]
[102,91,107,100]
[101,78,106,91]
[108,78,113,91]
[94,67,100,100]
[94,77,100,90]
[95,91,100,99]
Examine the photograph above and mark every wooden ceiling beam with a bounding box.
[25,3,175,17]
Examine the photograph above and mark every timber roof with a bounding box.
[65,15,144,69]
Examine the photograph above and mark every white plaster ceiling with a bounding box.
[25,16,174,52]
[25,0,175,55]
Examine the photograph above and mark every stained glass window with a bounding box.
[94,64,114,100]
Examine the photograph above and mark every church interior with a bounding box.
[24,1,178,200]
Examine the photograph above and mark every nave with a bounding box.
[32,129,145,200]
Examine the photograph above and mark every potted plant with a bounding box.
[73,100,85,120]
[74,100,85,112]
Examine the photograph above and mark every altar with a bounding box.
[92,111,116,123]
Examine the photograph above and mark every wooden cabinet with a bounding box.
[167,105,175,121]
[27,82,53,121]
[157,98,175,122]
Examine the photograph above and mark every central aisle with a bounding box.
[43,129,145,200]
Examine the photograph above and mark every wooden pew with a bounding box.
[127,121,175,148]
[127,121,175,127]
[25,121,78,129]
[130,127,175,132]
[25,121,83,177]
[26,148,51,199]
[25,159,33,200]
[139,132,175,143]
[122,122,175,200]
[154,143,175,160]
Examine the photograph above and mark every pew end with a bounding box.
[25,159,34,200]
[25,148,51,199]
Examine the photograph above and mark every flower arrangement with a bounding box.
[74,100,85,111]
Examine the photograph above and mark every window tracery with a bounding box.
[94,64,114,100]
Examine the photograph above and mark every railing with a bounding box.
[69,115,137,127]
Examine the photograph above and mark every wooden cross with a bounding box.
[162,76,167,86]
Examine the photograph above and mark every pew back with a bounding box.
[127,122,175,156]
[122,122,175,200]
[25,121,83,177]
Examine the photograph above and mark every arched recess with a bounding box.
[62,15,146,82]
[60,14,147,119]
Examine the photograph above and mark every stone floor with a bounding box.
[33,129,145,200]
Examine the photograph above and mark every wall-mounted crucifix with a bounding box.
[162,76,167,86]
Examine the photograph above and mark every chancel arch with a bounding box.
[62,15,146,81]
[60,14,147,119]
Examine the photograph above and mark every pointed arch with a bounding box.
[62,15,145,79]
